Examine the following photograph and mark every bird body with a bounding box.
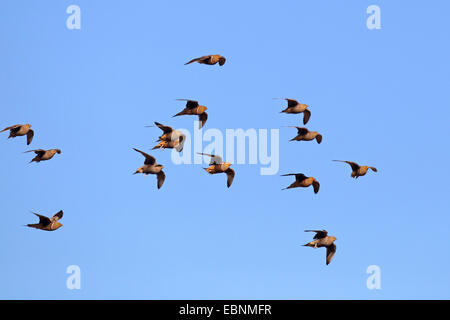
[198,153,235,188]
[26,210,63,231]
[150,122,185,152]
[133,148,166,189]
[185,55,226,66]
[333,160,377,178]
[173,99,208,129]
[288,127,322,144]
[278,99,311,125]
[303,230,337,265]
[25,149,61,163]
[282,173,320,193]
[1,124,34,145]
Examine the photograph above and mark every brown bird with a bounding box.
[1,124,34,145]
[133,148,165,189]
[286,126,322,144]
[303,230,337,265]
[24,149,61,163]
[149,122,185,152]
[278,98,311,125]
[26,210,64,231]
[333,160,377,179]
[185,54,226,66]
[173,99,208,129]
[281,173,320,193]
[198,152,235,188]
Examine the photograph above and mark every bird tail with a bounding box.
[173,110,186,117]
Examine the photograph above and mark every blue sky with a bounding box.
[1,0,449,299]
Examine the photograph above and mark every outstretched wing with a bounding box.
[156,171,165,189]
[133,148,156,165]
[305,229,328,239]
[154,122,173,134]
[281,173,308,182]
[312,180,320,194]
[31,212,51,227]
[326,243,337,265]
[303,109,311,125]
[333,160,360,172]
[198,152,223,165]
[176,99,199,109]
[1,124,21,133]
[24,149,46,156]
[26,129,34,145]
[286,98,299,108]
[52,210,64,221]
[225,168,235,188]
[198,112,208,129]
[184,56,210,65]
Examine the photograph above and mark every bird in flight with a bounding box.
[281,173,320,193]
[133,148,166,189]
[303,230,337,265]
[173,99,208,129]
[24,149,61,163]
[184,54,226,66]
[198,152,235,188]
[277,98,312,125]
[333,160,377,179]
[26,210,64,231]
[149,122,185,152]
[286,126,322,144]
[1,124,34,145]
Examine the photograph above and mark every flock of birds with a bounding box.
[3,54,378,266]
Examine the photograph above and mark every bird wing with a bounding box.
[1,124,21,133]
[326,243,337,265]
[133,148,156,165]
[52,210,64,221]
[31,212,51,227]
[26,129,34,145]
[296,127,309,135]
[285,99,299,108]
[305,230,328,239]
[281,173,307,182]
[303,109,311,125]
[370,167,378,172]
[184,56,210,65]
[313,180,320,194]
[225,168,235,188]
[154,122,173,134]
[24,149,46,156]
[334,160,360,172]
[175,134,186,152]
[198,152,223,165]
[156,171,165,189]
[198,112,208,129]
[180,99,199,109]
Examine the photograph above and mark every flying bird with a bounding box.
[286,126,322,144]
[277,98,311,125]
[173,99,208,129]
[333,160,377,179]
[24,149,61,163]
[198,152,235,188]
[281,173,320,193]
[26,210,64,231]
[303,229,337,265]
[184,54,226,66]
[133,148,165,189]
[1,124,34,145]
[148,122,185,152]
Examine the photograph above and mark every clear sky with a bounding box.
[1,0,449,299]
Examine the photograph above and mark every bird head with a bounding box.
[54,222,63,230]
[330,236,337,241]
[157,164,164,169]
[199,105,208,113]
